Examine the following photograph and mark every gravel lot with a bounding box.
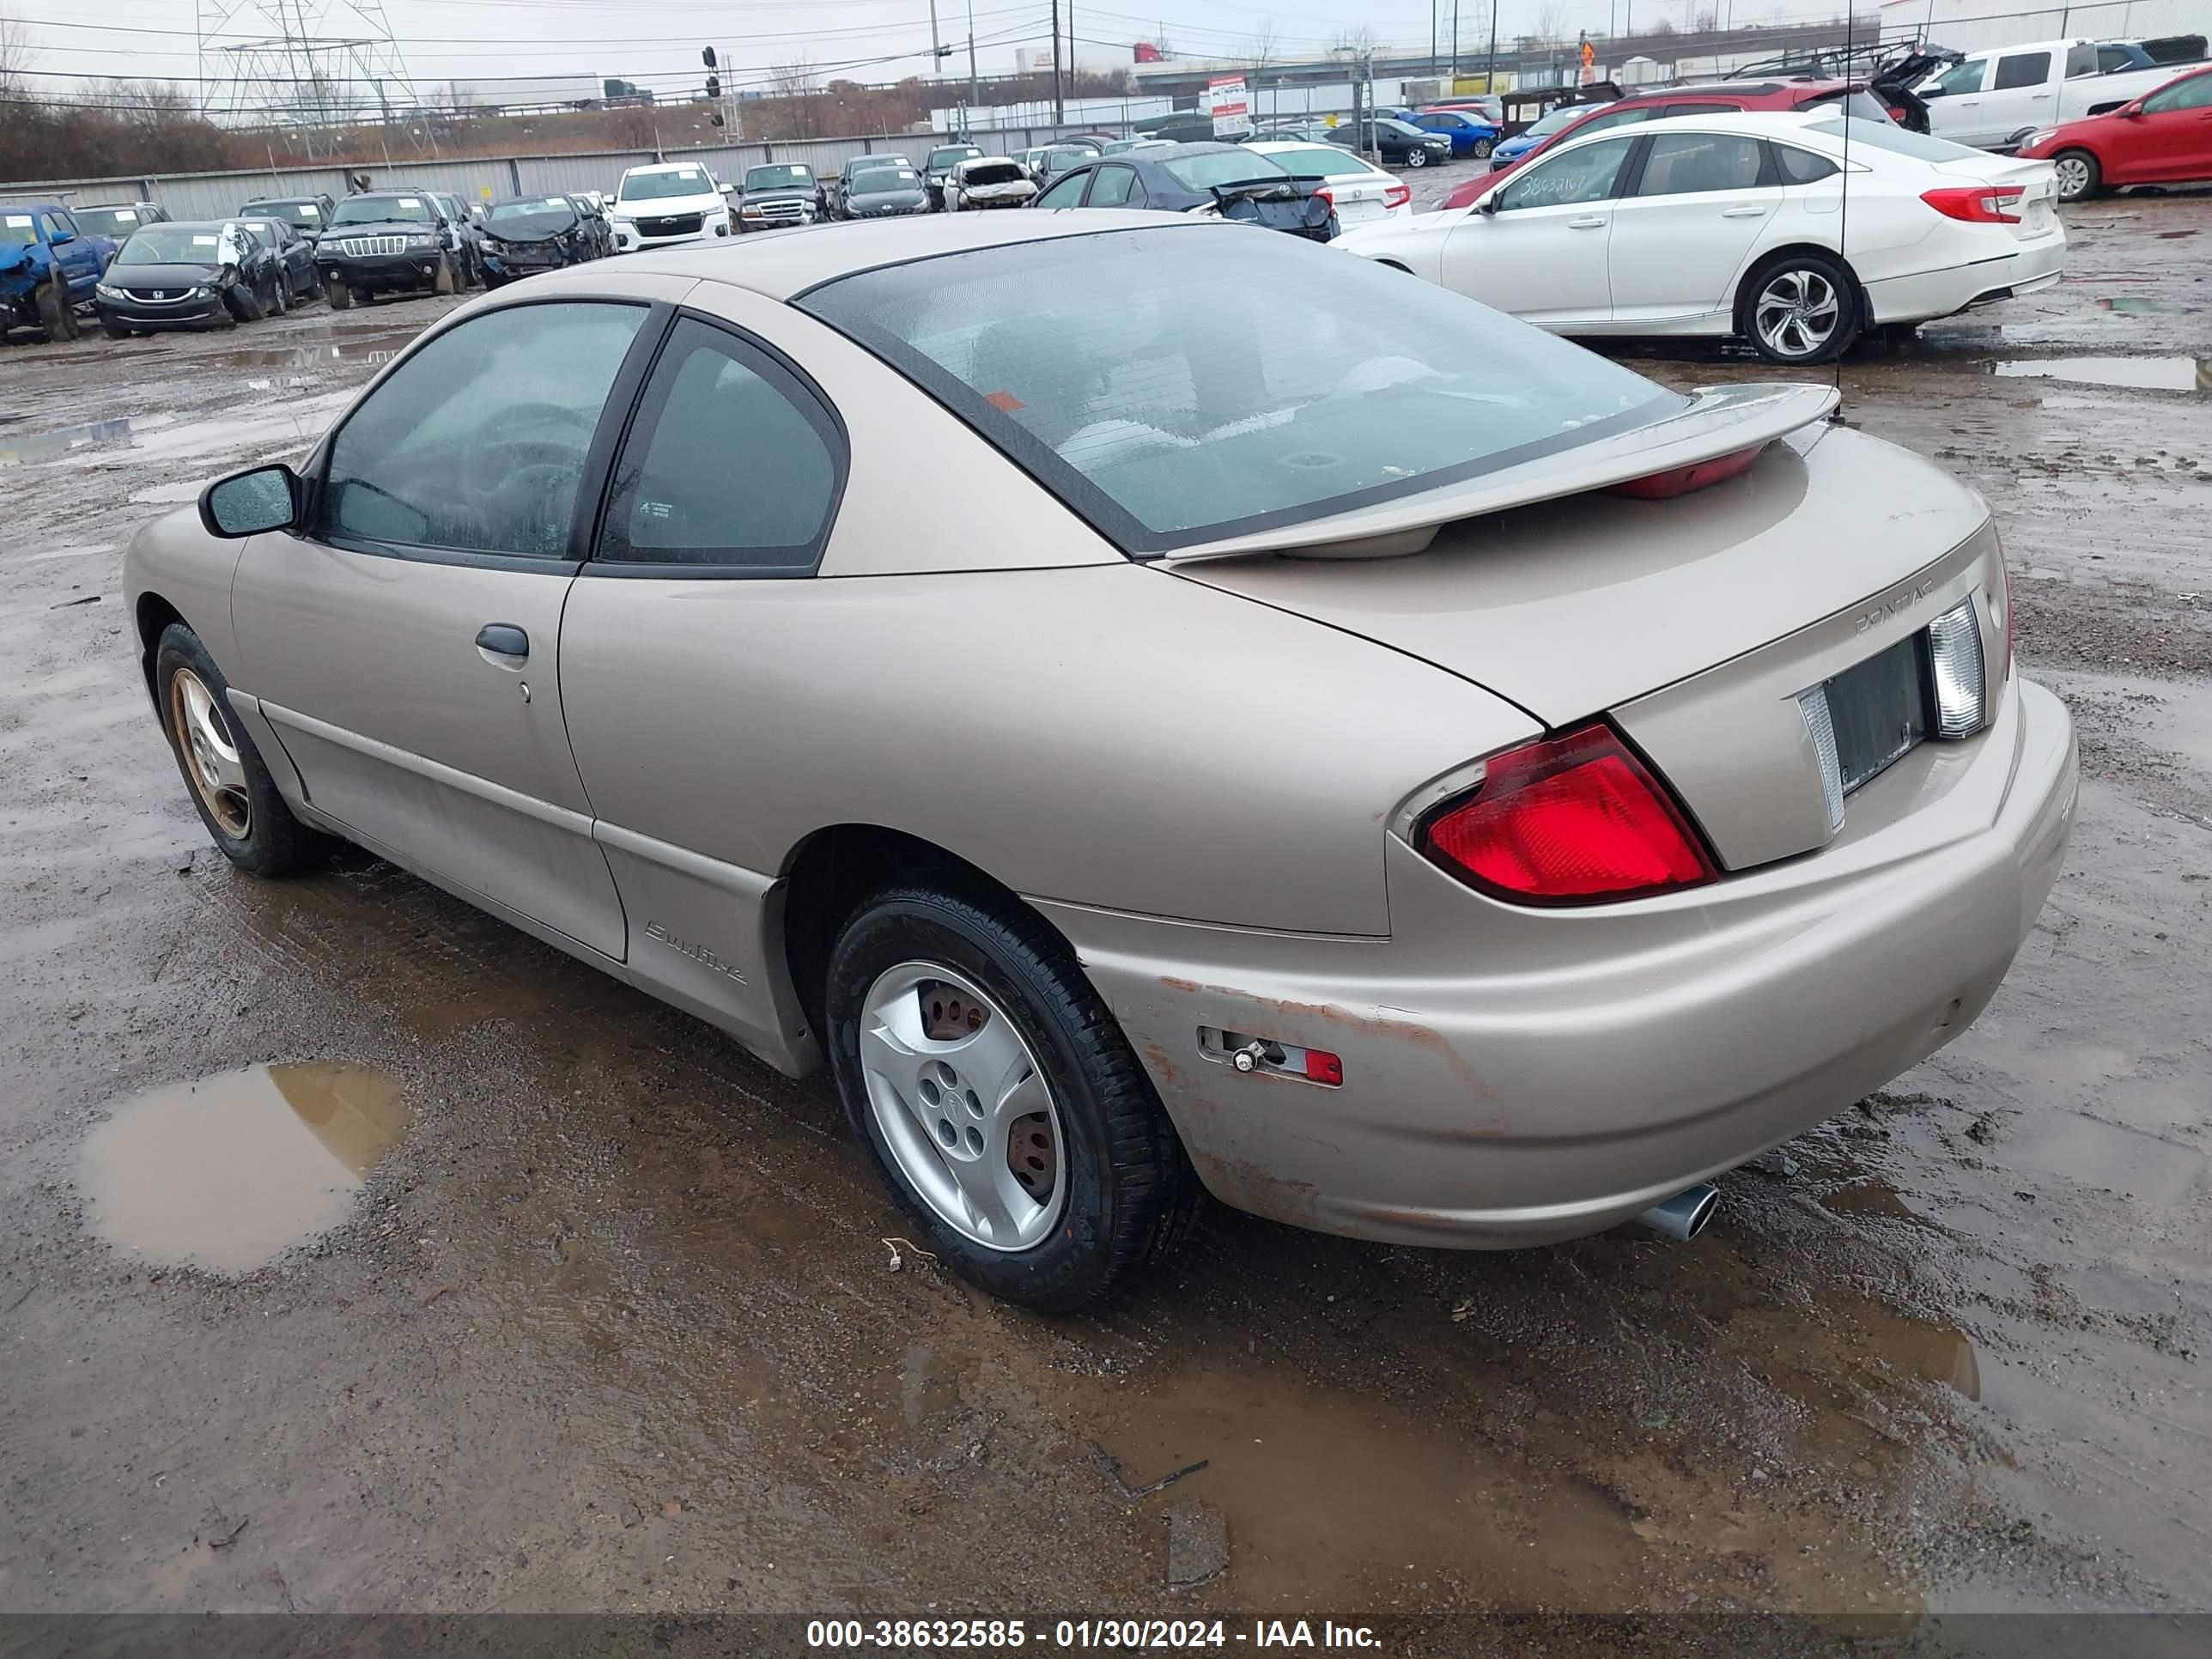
[3,167,2209,1627]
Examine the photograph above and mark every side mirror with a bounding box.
[200,464,301,539]
[50,227,76,246]
[2119,102,2144,118]
[1477,197,1499,216]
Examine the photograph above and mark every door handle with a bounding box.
[475,623,529,662]
[1720,205,1770,217]
[1568,216,1607,228]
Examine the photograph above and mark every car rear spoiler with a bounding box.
[1158,381,1839,563]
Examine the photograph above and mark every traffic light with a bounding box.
[702,46,717,69]
[705,73,720,98]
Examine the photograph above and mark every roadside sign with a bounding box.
[1207,74,1251,138]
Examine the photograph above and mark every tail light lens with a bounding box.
[1921,185,2025,223]
[1606,441,1767,501]
[1314,185,1335,207]
[1419,724,1717,905]
[1383,182,1411,210]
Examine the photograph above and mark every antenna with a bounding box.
[1832,3,1856,421]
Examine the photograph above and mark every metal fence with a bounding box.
[6,119,1218,218]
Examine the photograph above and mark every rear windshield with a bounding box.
[1805,88,1897,122]
[1161,150,1289,191]
[331,195,433,224]
[798,224,1680,554]
[1805,118,1984,161]
[619,169,711,201]
[746,165,813,190]
[1260,146,1380,179]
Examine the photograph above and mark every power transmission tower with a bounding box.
[197,1,425,156]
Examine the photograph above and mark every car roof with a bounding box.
[625,161,709,174]
[622,209,1206,298]
[1546,108,1839,151]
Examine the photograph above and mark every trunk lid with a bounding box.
[1168,418,1989,726]
[1927,151,2059,236]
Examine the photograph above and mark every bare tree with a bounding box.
[1244,21,1279,78]
[0,9,33,96]
[1331,25,1378,58]
[1530,2,1569,44]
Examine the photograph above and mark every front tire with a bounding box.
[1404,147,1430,168]
[325,275,351,310]
[823,876,1200,1312]
[1740,250,1861,366]
[2052,149,2101,203]
[432,254,455,296]
[100,316,131,340]
[34,281,78,342]
[154,623,324,877]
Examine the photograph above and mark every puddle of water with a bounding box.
[0,417,136,466]
[78,1064,408,1273]
[2094,295,2183,313]
[1068,1365,1645,1605]
[1991,356,2209,393]
[1818,1177,1936,1226]
[2001,1110,2204,1208]
[1860,1310,1982,1402]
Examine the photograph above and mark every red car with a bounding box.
[2015,64,2212,202]
[1437,78,1892,210]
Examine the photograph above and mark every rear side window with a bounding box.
[598,317,843,573]
[2070,45,2106,77]
[797,223,1678,553]
[1634,132,1767,195]
[1086,166,1138,207]
[322,301,646,559]
[1773,144,1839,185]
[1993,52,2051,90]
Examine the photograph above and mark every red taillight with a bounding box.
[1383,182,1411,210]
[1419,724,1717,905]
[1314,185,1335,207]
[1886,105,1908,123]
[1921,185,2025,224]
[1606,441,1767,501]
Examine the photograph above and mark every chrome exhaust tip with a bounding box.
[1634,1182,1720,1242]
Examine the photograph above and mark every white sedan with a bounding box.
[1336,111,2065,364]
[1241,141,1413,227]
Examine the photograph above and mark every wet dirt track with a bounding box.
[2,193,2209,1630]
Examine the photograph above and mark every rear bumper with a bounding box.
[1866,231,2067,325]
[1047,677,2076,1248]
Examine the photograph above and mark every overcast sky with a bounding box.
[12,0,1846,105]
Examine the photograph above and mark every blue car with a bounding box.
[1411,109,1504,158]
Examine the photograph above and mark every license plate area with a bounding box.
[1826,632,1930,794]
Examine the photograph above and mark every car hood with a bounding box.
[0,241,37,275]
[851,191,928,210]
[615,196,721,216]
[743,187,817,204]
[481,210,580,243]
[107,260,227,284]
[1163,389,1989,723]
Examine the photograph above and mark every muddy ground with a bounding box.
[2,184,2208,1632]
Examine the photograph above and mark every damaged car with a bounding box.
[477,195,603,285]
[315,191,465,309]
[132,215,2075,1313]
[944,156,1039,211]
[94,221,285,336]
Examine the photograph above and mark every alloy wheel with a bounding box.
[1753,268,1840,361]
[167,667,252,839]
[858,960,1066,1252]
[2053,155,2091,202]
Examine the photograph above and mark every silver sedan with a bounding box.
[127,212,2076,1310]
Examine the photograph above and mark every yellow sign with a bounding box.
[1452,75,1497,94]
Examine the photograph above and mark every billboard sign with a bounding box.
[1206,74,1251,137]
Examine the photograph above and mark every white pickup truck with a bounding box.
[1917,38,2203,151]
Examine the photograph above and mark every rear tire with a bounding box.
[2052,149,2101,203]
[154,623,325,878]
[1739,250,1860,366]
[823,875,1201,1312]
[1470,137,1494,159]
[325,275,351,310]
